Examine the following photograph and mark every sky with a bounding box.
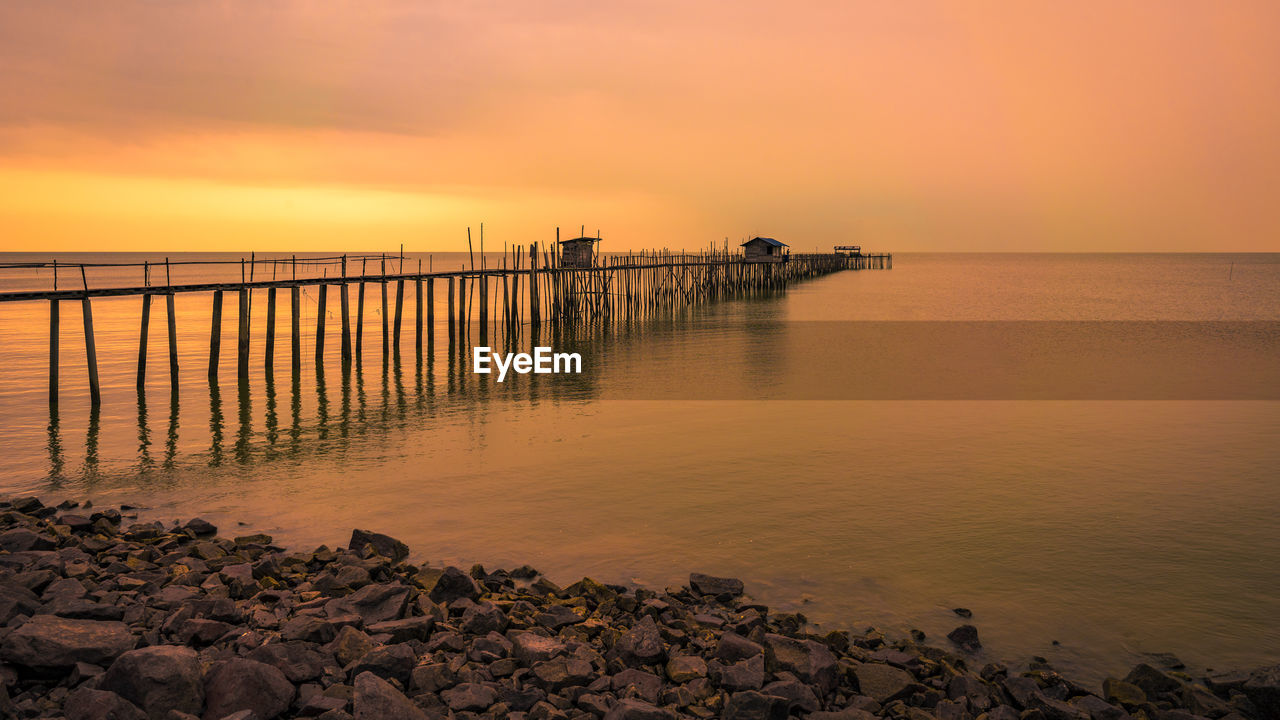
[1,1,1278,252]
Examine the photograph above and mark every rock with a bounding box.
[1242,664,1280,717]
[531,657,595,690]
[1069,694,1129,720]
[723,690,790,720]
[461,601,507,635]
[615,615,665,666]
[427,566,479,604]
[603,698,674,720]
[365,616,433,643]
[946,624,981,651]
[0,582,41,623]
[282,615,338,643]
[178,618,233,645]
[807,709,877,720]
[613,668,664,703]
[0,615,135,668]
[709,655,765,691]
[246,641,327,683]
[953,608,973,618]
[763,678,819,713]
[689,573,745,599]
[202,658,295,720]
[410,663,457,694]
[853,663,914,703]
[1123,663,1181,697]
[763,633,837,693]
[441,682,498,712]
[326,625,375,666]
[715,632,763,662]
[1142,652,1185,669]
[514,632,567,666]
[63,687,147,720]
[347,643,415,686]
[353,671,427,720]
[100,645,204,720]
[184,518,218,536]
[348,529,409,562]
[1102,677,1147,707]
[535,604,584,629]
[325,583,411,625]
[0,528,56,552]
[666,655,708,683]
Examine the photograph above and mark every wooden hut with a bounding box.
[559,236,598,268]
[741,236,788,263]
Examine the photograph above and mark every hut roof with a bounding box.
[558,236,600,244]
[741,236,788,248]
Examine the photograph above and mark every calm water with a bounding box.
[1,252,1278,685]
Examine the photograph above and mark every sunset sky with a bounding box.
[2,1,1278,252]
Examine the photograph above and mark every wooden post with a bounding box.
[479,273,488,340]
[265,287,277,377]
[381,280,389,358]
[415,279,423,352]
[237,288,250,380]
[447,277,456,343]
[82,297,100,406]
[290,286,301,373]
[49,300,59,404]
[356,282,365,360]
[457,276,466,335]
[315,283,327,364]
[341,282,352,364]
[137,294,152,390]
[426,278,435,350]
[530,242,540,327]
[166,293,178,388]
[394,279,404,352]
[209,290,223,380]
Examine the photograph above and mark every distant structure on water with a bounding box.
[834,245,862,257]
[741,236,789,263]
[558,235,599,269]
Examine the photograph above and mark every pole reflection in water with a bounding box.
[235,378,252,464]
[208,379,224,466]
[136,390,153,472]
[83,402,100,480]
[264,373,278,447]
[46,403,64,485]
[315,364,329,441]
[290,373,302,451]
[164,389,179,469]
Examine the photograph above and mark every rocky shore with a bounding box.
[1,497,1276,720]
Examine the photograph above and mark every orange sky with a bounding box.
[1,1,1278,252]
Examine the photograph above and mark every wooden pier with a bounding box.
[0,241,892,406]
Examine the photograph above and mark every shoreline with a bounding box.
[1,497,1276,720]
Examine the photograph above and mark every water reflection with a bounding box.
[46,404,64,484]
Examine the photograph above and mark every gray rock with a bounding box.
[325,583,411,625]
[689,573,745,599]
[0,581,41,623]
[365,616,432,643]
[353,671,427,720]
[0,615,135,668]
[1123,663,1182,697]
[534,604,584,630]
[853,663,914,703]
[709,655,765,691]
[63,687,147,720]
[246,641,327,683]
[513,632,567,666]
[410,662,457,694]
[603,698,674,720]
[426,566,479,604]
[326,625,374,666]
[614,615,665,666]
[184,518,218,536]
[762,678,819,713]
[723,690,789,720]
[763,633,837,694]
[347,643,415,686]
[665,655,707,683]
[100,645,204,720]
[1069,694,1129,720]
[806,708,877,720]
[612,668,663,703]
[715,632,763,662]
[1243,664,1280,718]
[441,682,498,711]
[946,624,981,650]
[349,529,410,561]
[531,657,596,690]
[461,601,507,635]
[0,528,56,552]
[282,615,337,643]
[202,658,295,720]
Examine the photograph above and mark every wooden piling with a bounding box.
[209,290,223,380]
[49,300,59,404]
[137,294,151,390]
[290,286,301,374]
[82,297,100,406]
[166,293,178,388]
[315,284,327,364]
[426,278,435,350]
[381,280,389,358]
[415,279,423,351]
[447,277,455,343]
[265,286,277,377]
[340,283,352,365]
[237,288,250,380]
[356,282,365,360]
[394,279,404,353]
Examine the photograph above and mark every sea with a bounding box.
[1,251,1277,686]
